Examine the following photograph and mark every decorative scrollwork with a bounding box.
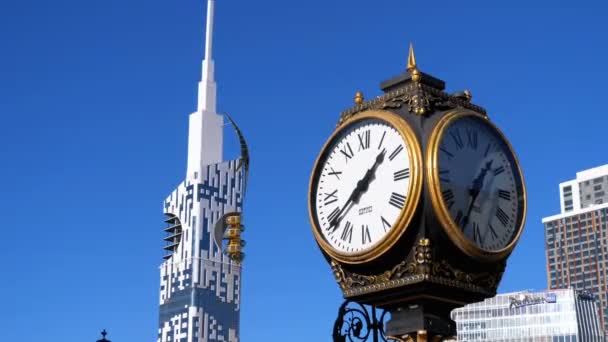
[331,259,413,289]
[432,260,499,288]
[380,84,432,116]
[333,300,390,342]
[331,238,500,297]
[339,80,485,125]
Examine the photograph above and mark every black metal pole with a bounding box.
[371,305,379,342]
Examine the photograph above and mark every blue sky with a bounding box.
[1,0,608,341]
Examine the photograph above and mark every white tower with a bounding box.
[187,0,223,173]
[158,1,246,341]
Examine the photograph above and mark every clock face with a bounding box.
[309,112,420,262]
[433,114,525,253]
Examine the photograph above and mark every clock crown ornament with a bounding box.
[310,43,526,340]
[354,91,365,105]
[406,43,418,71]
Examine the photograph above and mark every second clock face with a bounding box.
[311,116,415,256]
[435,115,525,252]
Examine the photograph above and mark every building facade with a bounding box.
[557,165,608,213]
[157,1,246,341]
[451,289,603,341]
[542,165,608,334]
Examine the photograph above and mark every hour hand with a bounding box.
[328,195,355,231]
[328,149,386,231]
[358,149,387,192]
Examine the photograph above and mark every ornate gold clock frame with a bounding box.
[310,45,527,341]
[309,110,424,265]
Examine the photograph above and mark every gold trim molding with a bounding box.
[338,82,486,126]
[331,239,500,298]
[309,110,423,265]
[426,110,528,262]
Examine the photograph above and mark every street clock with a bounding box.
[308,45,527,340]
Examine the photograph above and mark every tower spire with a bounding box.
[197,0,217,113]
[204,0,214,65]
[187,0,224,172]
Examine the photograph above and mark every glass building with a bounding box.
[542,165,608,333]
[451,289,603,341]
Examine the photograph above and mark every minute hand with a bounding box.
[462,160,494,228]
[329,149,386,231]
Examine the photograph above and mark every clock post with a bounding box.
[309,45,527,341]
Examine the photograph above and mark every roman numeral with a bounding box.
[381,216,391,231]
[389,192,406,209]
[498,189,511,201]
[394,168,410,181]
[389,145,404,161]
[324,190,338,206]
[341,221,353,243]
[378,131,386,150]
[496,207,509,226]
[494,166,505,176]
[440,145,454,158]
[340,143,354,162]
[362,225,371,245]
[450,129,464,150]
[442,189,455,209]
[489,224,498,240]
[327,207,340,226]
[439,169,451,183]
[466,129,478,150]
[455,210,464,227]
[472,222,482,244]
[357,130,370,151]
[328,167,342,180]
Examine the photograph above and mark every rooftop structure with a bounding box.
[451,288,603,341]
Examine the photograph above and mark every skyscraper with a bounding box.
[157,1,247,341]
[542,165,608,335]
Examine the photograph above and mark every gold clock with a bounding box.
[308,110,422,264]
[427,110,527,261]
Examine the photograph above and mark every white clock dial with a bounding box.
[311,118,413,254]
[436,116,525,251]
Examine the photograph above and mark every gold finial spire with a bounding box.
[354,91,364,105]
[407,43,417,72]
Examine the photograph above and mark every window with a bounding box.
[594,177,604,184]
[594,184,602,191]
